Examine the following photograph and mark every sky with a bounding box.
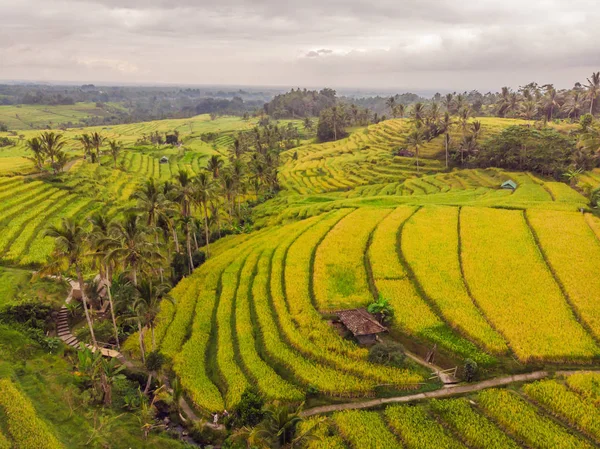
[1,0,599,91]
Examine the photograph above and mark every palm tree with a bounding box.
[586,72,600,114]
[507,92,520,117]
[39,132,66,173]
[133,279,172,353]
[394,103,405,119]
[350,104,359,124]
[427,103,440,125]
[194,172,216,259]
[206,155,224,178]
[303,117,313,132]
[26,137,45,170]
[131,178,169,228]
[88,213,120,350]
[497,87,511,117]
[172,170,197,270]
[541,86,561,121]
[458,107,471,135]
[440,112,453,169]
[96,357,126,406]
[105,213,161,286]
[107,140,122,169]
[79,133,94,161]
[221,172,237,222]
[259,402,307,448]
[89,132,105,163]
[563,91,584,120]
[520,101,538,120]
[443,93,454,113]
[406,126,425,173]
[460,134,478,165]
[455,94,466,112]
[410,102,425,125]
[45,218,98,347]
[471,120,482,141]
[443,133,451,169]
[386,96,396,116]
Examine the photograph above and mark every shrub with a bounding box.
[464,359,478,382]
[368,341,406,367]
[226,388,265,429]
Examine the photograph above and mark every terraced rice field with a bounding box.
[154,198,600,411]
[296,372,600,449]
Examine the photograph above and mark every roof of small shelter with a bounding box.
[335,308,387,336]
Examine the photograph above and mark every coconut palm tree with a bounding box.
[471,120,482,141]
[440,112,453,169]
[563,91,584,120]
[443,93,454,113]
[89,132,105,162]
[427,103,440,125]
[460,133,478,165]
[104,213,161,286]
[39,131,66,173]
[194,172,216,259]
[520,101,538,120]
[107,140,122,169]
[26,137,45,170]
[88,213,120,350]
[386,96,396,115]
[406,126,425,173]
[79,133,94,162]
[541,86,561,121]
[410,102,425,125]
[458,107,471,135]
[45,218,98,347]
[394,103,405,119]
[586,72,600,114]
[132,279,172,353]
[206,155,224,179]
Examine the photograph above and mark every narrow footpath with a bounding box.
[301,370,569,417]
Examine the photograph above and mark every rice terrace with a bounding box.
[2,1,600,448]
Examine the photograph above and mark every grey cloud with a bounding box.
[0,0,598,90]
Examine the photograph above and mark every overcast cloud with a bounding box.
[1,0,599,91]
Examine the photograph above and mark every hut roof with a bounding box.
[336,308,387,336]
[501,180,517,189]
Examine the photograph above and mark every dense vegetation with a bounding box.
[0,71,599,448]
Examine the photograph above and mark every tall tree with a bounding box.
[193,172,215,260]
[406,126,425,173]
[26,136,45,170]
[105,213,161,286]
[88,213,120,350]
[107,140,122,169]
[45,218,98,347]
[586,72,600,114]
[206,155,224,179]
[39,132,66,174]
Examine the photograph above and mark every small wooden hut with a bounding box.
[335,308,387,345]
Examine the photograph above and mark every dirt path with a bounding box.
[300,370,583,417]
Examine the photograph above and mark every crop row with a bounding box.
[402,206,508,354]
[523,379,600,443]
[384,405,466,449]
[0,378,64,449]
[368,206,493,364]
[234,250,304,401]
[313,208,390,310]
[460,207,598,362]
[478,388,593,449]
[527,210,600,340]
